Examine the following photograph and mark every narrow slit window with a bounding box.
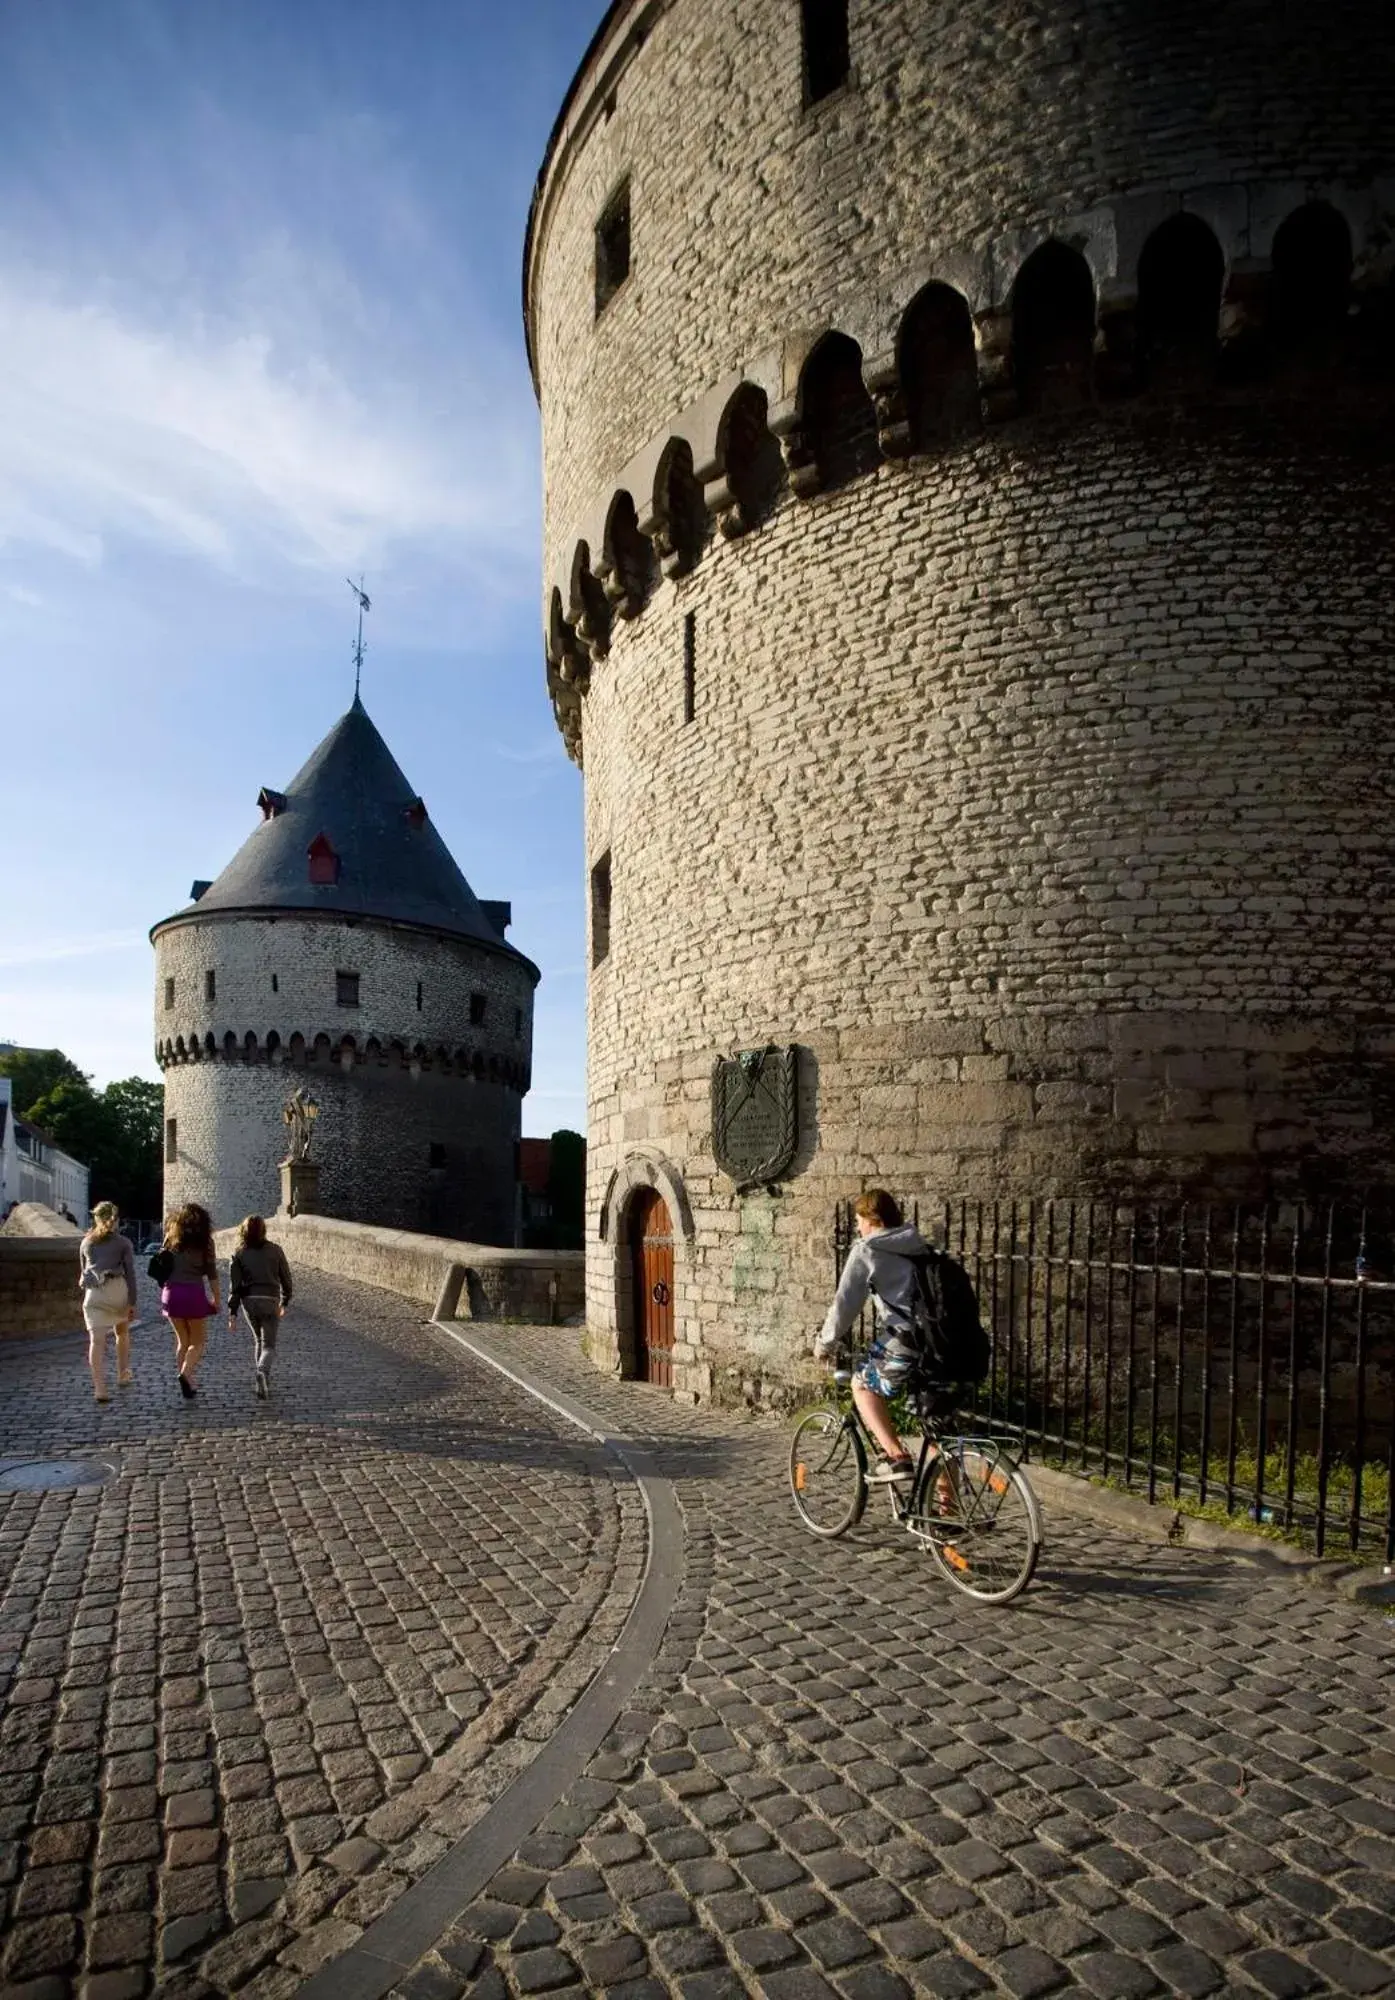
[205,969,216,1002]
[165,1118,177,1164]
[336,971,360,1008]
[683,610,697,724]
[469,992,487,1026]
[164,977,175,1010]
[595,178,631,316]
[802,0,850,105]
[514,1006,523,1039]
[416,981,424,1012]
[591,850,613,967]
[428,1142,447,1170]
[271,973,278,993]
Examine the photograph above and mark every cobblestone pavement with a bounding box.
[4,1289,1395,2000]
[372,1325,1395,2000]
[0,1277,641,2000]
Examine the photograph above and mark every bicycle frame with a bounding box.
[836,1376,1026,1543]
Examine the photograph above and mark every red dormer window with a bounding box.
[307,832,340,886]
[404,797,428,828]
[258,788,287,821]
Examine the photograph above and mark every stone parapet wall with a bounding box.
[0,1234,81,1339]
[1,1203,81,1239]
[214,1213,584,1325]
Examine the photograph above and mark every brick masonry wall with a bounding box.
[154,915,534,1244]
[531,0,1395,1403]
[529,0,1395,562]
[0,1237,82,1339]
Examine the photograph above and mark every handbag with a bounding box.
[147,1248,174,1283]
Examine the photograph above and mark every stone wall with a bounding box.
[0,1231,81,1339]
[215,1214,584,1324]
[1,1203,81,1239]
[529,0,1395,1405]
[155,913,533,1244]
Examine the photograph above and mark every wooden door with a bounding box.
[630,1189,674,1387]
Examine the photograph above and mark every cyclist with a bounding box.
[814,1188,933,1485]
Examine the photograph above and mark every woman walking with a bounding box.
[159,1203,220,1398]
[227,1215,293,1399]
[79,1202,137,1403]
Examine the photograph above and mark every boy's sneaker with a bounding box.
[255,1370,268,1400]
[869,1454,915,1484]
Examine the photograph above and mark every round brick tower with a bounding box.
[152,698,537,1243]
[526,0,1395,1402]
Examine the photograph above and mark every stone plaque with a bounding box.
[712,1045,798,1189]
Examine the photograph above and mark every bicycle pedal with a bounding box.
[942,1545,970,1574]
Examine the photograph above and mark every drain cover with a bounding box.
[0,1459,116,1494]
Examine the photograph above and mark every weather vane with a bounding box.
[347,576,371,698]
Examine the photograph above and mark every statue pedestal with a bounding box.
[280,1159,321,1218]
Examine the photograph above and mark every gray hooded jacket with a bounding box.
[815,1222,933,1357]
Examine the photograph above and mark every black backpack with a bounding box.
[904,1249,991,1383]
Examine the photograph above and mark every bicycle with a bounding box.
[788,1364,1043,1603]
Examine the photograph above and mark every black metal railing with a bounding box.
[833,1197,1395,1562]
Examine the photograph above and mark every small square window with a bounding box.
[428,1142,447,1170]
[469,992,486,1026]
[591,850,613,967]
[205,969,216,1002]
[165,1118,177,1164]
[336,971,360,1007]
[802,0,850,105]
[595,178,631,316]
[164,977,175,1010]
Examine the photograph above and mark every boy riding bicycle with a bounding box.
[814,1188,933,1485]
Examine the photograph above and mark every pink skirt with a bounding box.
[161,1281,213,1320]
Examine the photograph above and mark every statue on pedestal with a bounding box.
[280,1089,322,1217]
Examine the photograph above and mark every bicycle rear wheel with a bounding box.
[918,1443,1041,1603]
[789,1408,867,1538]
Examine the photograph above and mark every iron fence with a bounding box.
[833,1197,1395,1562]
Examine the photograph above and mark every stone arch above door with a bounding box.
[598,1151,695,1244]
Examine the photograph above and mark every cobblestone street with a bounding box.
[2,1278,1393,1999]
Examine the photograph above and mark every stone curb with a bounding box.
[1026,1462,1395,1605]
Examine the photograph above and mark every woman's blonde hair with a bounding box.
[89,1200,120,1241]
[239,1215,267,1249]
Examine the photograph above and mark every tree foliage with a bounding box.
[11,1051,163,1224]
[545,1128,586,1250]
[0,1046,88,1115]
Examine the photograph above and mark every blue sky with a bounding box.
[0,0,596,1134]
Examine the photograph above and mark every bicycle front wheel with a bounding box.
[920,1444,1041,1604]
[789,1408,867,1538]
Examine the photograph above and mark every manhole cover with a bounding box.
[0,1459,116,1494]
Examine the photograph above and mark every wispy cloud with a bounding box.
[0,932,143,970]
[0,274,534,588]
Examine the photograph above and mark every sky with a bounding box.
[0,0,599,1135]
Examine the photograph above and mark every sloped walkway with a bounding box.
[0,1277,643,1999]
[327,1320,1395,2000]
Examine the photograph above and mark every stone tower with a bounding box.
[152,698,537,1242]
[526,0,1395,1401]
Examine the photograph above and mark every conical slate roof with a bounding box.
[155,698,522,954]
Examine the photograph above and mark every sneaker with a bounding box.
[178,1374,196,1400]
[255,1370,268,1400]
[868,1455,915,1485]
[94,1392,111,1405]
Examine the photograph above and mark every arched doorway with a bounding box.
[629,1188,674,1386]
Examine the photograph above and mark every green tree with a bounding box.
[546,1128,586,1250]
[0,1046,88,1117]
[22,1071,164,1224]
